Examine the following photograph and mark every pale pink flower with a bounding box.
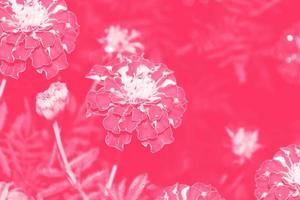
[226,127,261,162]
[156,182,225,200]
[0,0,79,79]
[255,144,300,199]
[98,25,144,57]
[86,56,187,153]
[36,81,69,120]
[0,182,31,200]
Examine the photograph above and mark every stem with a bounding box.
[106,165,118,190]
[0,78,7,101]
[53,121,89,200]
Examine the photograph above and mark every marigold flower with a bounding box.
[255,144,300,199]
[226,127,261,162]
[98,25,144,58]
[0,182,31,200]
[86,56,187,153]
[156,182,225,200]
[36,81,69,120]
[0,0,79,79]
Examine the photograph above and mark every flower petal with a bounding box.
[61,29,78,53]
[37,31,56,48]
[154,113,170,133]
[102,113,120,134]
[105,132,132,151]
[168,105,185,128]
[25,36,40,49]
[136,121,157,141]
[36,53,68,79]
[0,61,26,79]
[48,38,64,60]
[0,39,14,63]
[12,42,33,61]
[95,91,112,111]
[146,105,163,121]
[142,128,174,153]
[119,115,138,133]
[30,47,52,68]
[132,107,146,122]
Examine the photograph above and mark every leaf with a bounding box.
[37,181,70,199]
[70,148,100,175]
[0,147,11,177]
[0,102,8,132]
[125,174,148,200]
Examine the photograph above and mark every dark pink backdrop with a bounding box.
[2,0,300,199]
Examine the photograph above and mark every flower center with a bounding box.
[117,65,158,103]
[9,0,49,31]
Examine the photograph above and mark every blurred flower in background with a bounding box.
[226,127,261,163]
[36,81,69,120]
[98,25,144,58]
[0,182,31,200]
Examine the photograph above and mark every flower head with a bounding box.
[0,0,79,79]
[0,182,30,200]
[86,56,187,153]
[156,182,225,200]
[36,81,69,120]
[98,25,144,58]
[255,144,300,199]
[226,127,261,162]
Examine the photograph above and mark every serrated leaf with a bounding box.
[0,102,8,132]
[125,174,148,200]
[0,147,10,177]
[38,181,70,199]
[81,170,109,188]
[39,167,65,178]
[70,148,100,175]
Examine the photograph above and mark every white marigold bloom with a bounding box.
[36,81,69,120]
[0,182,30,200]
[0,0,79,79]
[156,182,225,200]
[255,144,300,199]
[226,127,261,161]
[98,25,144,57]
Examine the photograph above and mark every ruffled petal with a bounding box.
[25,36,40,49]
[36,31,56,48]
[142,128,174,153]
[36,53,68,79]
[12,42,33,61]
[112,105,132,116]
[119,115,138,133]
[132,107,147,122]
[48,38,64,60]
[102,113,120,134]
[61,29,78,53]
[0,39,14,63]
[5,33,24,45]
[136,120,157,141]
[95,91,112,111]
[30,47,52,68]
[105,132,132,151]
[154,113,170,133]
[168,105,185,128]
[146,105,163,121]
[0,61,26,79]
